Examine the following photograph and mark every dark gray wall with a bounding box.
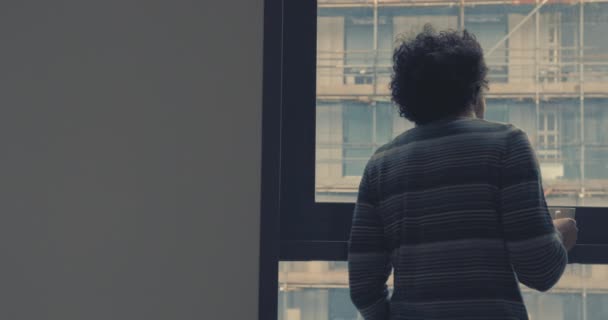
[0,1,263,319]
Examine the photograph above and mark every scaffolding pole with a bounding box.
[460,0,466,31]
[583,265,588,320]
[535,0,541,151]
[373,0,379,97]
[373,0,379,149]
[579,0,586,207]
[487,0,549,56]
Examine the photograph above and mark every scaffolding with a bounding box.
[279,262,608,320]
[315,0,608,204]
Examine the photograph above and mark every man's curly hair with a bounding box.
[390,25,488,125]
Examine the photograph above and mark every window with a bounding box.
[538,109,561,161]
[314,1,608,207]
[273,0,608,257]
[260,0,608,318]
[279,262,608,320]
[343,13,392,86]
[342,102,392,177]
[465,13,508,83]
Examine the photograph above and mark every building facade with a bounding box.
[315,0,608,205]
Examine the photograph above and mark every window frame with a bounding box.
[270,0,608,262]
[277,0,356,258]
[261,1,608,317]
[261,8,608,317]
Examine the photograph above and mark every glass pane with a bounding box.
[279,262,608,320]
[315,1,608,206]
[343,147,372,177]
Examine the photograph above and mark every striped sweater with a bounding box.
[348,118,568,320]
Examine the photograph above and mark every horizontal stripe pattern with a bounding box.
[348,118,567,320]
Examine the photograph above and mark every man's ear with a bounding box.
[474,95,486,119]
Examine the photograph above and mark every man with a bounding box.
[348,26,578,320]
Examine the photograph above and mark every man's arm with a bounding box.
[348,165,391,319]
[500,129,568,292]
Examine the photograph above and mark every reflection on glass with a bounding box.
[549,207,576,220]
[315,0,608,205]
[279,262,608,320]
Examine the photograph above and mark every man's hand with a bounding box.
[554,218,578,251]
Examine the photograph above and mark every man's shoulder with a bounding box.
[471,118,517,131]
[468,119,528,141]
[368,128,414,163]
